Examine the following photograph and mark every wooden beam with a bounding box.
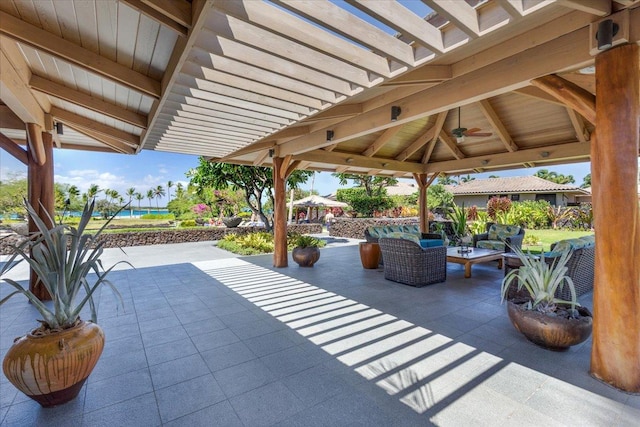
[51,107,140,147]
[26,123,45,166]
[0,105,24,129]
[556,0,611,16]
[120,0,188,37]
[422,111,448,163]
[0,132,28,165]
[362,125,403,157]
[383,66,452,86]
[253,150,269,166]
[67,125,136,154]
[438,131,465,160]
[30,76,147,128]
[590,43,640,393]
[478,99,519,152]
[425,141,590,173]
[513,86,567,106]
[278,25,595,156]
[294,150,425,174]
[272,157,288,267]
[423,0,480,38]
[413,173,429,233]
[0,11,160,99]
[565,108,591,142]
[395,123,438,161]
[495,0,524,17]
[0,47,46,127]
[530,74,596,124]
[141,0,192,28]
[219,140,276,160]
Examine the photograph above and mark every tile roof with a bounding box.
[445,176,589,195]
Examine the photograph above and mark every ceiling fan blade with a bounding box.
[464,128,482,134]
[466,132,493,137]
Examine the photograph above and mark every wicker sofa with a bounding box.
[365,224,443,247]
[545,235,595,299]
[473,223,525,253]
[378,237,447,287]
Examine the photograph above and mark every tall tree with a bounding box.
[135,193,143,214]
[125,187,136,217]
[85,184,100,202]
[146,189,154,213]
[154,185,166,209]
[167,180,174,202]
[437,175,458,185]
[534,169,575,185]
[460,174,476,183]
[581,173,592,188]
[187,158,312,231]
[332,173,397,197]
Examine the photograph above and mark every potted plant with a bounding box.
[448,203,471,250]
[0,200,127,407]
[290,234,324,267]
[500,248,592,351]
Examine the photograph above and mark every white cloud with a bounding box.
[158,168,169,174]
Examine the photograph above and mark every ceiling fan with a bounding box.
[451,107,492,142]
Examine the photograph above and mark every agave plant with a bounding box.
[0,200,128,331]
[501,247,579,315]
[290,234,325,249]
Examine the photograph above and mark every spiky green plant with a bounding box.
[0,200,128,331]
[501,247,579,315]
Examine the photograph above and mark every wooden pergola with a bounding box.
[0,0,638,393]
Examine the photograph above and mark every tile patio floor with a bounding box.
[1,240,638,426]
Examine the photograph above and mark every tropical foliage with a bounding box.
[332,173,398,197]
[534,169,575,185]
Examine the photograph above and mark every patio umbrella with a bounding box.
[292,195,347,221]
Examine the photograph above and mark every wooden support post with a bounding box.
[590,43,640,393]
[272,157,288,268]
[413,173,438,234]
[27,131,55,300]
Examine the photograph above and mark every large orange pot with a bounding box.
[2,321,105,407]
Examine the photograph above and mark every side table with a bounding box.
[359,242,381,269]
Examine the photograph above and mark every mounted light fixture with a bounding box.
[55,122,63,135]
[540,151,550,158]
[326,130,334,141]
[596,19,619,51]
[391,106,401,122]
[345,157,354,164]
[268,148,275,158]
[481,159,489,165]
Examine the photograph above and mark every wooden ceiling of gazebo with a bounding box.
[1,0,639,178]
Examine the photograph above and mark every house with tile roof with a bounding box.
[444,176,590,207]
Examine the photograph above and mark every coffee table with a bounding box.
[446,247,504,278]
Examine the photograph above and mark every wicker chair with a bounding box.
[473,222,525,253]
[545,245,595,299]
[378,237,447,287]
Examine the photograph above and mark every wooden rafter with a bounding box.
[68,124,136,155]
[26,123,45,166]
[51,108,140,147]
[0,132,28,165]
[421,111,448,163]
[566,108,591,142]
[120,0,188,37]
[142,0,192,28]
[0,104,24,130]
[346,1,445,54]
[362,125,403,157]
[383,66,452,87]
[30,76,147,128]
[556,0,611,16]
[438,131,466,160]
[0,47,46,128]
[530,74,596,124]
[395,123,438,161]
[0,11,160,99]
[253,150,269,166]
[423,0,480,38]
[477,99,519,152]
[294,150,425,174]
[495,0,524,17]
[513,86,567,106]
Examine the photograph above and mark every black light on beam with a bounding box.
[596,19,619,51]
[268,148,275,158]
[391,106,402,122]
[326,130,334,141]
[55,122,63,135]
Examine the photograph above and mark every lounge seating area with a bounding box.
[473,223,525,252]
[364,224,444,248]
[378,237,447,287]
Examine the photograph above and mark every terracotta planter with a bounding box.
[507,301,592,351]
[2,321,105,407]
[292,246,320,267]
[359,242,380,269]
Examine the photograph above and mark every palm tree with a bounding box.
[167,181,174,202]
[460,174,476,183]
[135,193,143,214]
[175,182,184,198]
[154,185,166,209]
[126,187,136,217]
[86,184,100,202]
[146,189,154,213]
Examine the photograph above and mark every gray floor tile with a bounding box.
[84,368,153,413]
[155,374,226,423]
[201,342,257,372]
[149,353,210,390]
[281,364,352,406]
[229,381,305,427]
[89,347,148,383]
[145,337,198,366]
[243,330,298,357]
[190,328,240,352]
[260,344,327,378]
[0,390,84,427]
[228,318,283,340]
[141,325,189,347]
[163,401,243,427]
[182,317,226,337]
[214,359,277,398]
[81,392,160,427]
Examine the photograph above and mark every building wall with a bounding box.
[452,192,579,208]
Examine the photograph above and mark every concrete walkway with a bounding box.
[1,240,638,426]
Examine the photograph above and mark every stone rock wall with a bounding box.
[0,223,323,254]
[329,218,420,240]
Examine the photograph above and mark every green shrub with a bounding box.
[180,219,197,227]
[141,213,175,220]
[508,200,550,229]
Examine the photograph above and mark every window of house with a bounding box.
[536,194,557,205]
[511,194,520,201]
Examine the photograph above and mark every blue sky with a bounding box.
[0,146,593,206]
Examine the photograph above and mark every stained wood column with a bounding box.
[590,43,640,393]
[413,173,438,234]
[27,131,55,300]
[272,157,288,268]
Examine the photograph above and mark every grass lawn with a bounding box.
[523,229,593,252]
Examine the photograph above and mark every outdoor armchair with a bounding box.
[473,223,524,253]
[378,237,447,287]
